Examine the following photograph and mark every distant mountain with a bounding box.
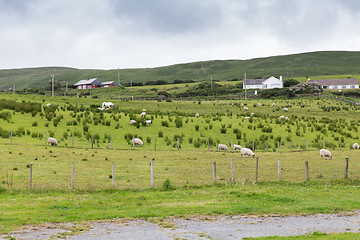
[1,51,360,90]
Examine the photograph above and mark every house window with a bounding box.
[342,85,346,89]
[351,85,355,88]
[263,84,267,89]
[333,86,338,89]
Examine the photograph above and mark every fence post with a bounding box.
[305,139,308,150]
[132,138,135,150]
[278,159,281,181]
[71,163,75,189]
[252,140,255,152]
[345,157,349,179]
[72,133,74,148]
[177,138,180,151]
[10,131,12,145]
[91,135,94,149]
[323,138,325,149]
[151,159,154,188]
[30,164,33,189]
[305,161,309,182]
[266,140,268,151]
[277,141,280,152]
[112,162,115,188]
[255,157,259,183]
[212,162,216,183]
[231,158,235,182]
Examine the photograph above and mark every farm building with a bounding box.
[74,78,101,90]
[308,79,359,89]
[243,76,283,89]
[100,81,117,88]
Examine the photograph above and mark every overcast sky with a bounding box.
[1,0,360,70]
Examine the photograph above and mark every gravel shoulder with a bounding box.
[2,212,360,240]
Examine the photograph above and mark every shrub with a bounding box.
[162,178,175,191]
[195,125,199,131]
[158,131,164,137]
[32,121,38,127]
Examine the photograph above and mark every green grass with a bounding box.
[2,51,360,90]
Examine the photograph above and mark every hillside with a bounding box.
[1,51,360,90]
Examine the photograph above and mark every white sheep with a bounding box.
[218,144,229,151]
[130,120,136,125]
[132,138,143,147]
[272,103,276,107]
[241,148,255,158]
[102,102,114,109]
[46,103,51,107]
[140,112,146,117]
[320,149,332,160]
[251,112,255,116]
[353,143,359,149]
[244,116,250,119]
[258,103,262,106]
[233,144,241,151]
[285,117,289,121]
[283,107,289,112]
[145,120,152,125]
[244,107,249,111]
[97,107,105,110]
[279,115,285,119]
[195,113,200,118]
[47,137,58,146]
[142,109,146,112]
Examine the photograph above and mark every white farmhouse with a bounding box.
[308,79,359,90]
[243,76,283,90]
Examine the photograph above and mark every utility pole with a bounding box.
[117,68,120,86]
[51,74,54,97]
[244,72,247,102]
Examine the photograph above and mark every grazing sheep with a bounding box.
[272,103,276,106]
[140,112,146,117]
[218,144,229,151]
[102,102,114,109]
[244,107,249,111]
[46,103,51,107]
[132,138,143,147]
[145,120,152,125]
[233,144,241,151]
[251,112,255,116]
[130,120,136,125]
[195,113,200,118]
[285,117,289,121]
[97,107,105,110]
[142,109,146,112]
[283,107,289,112]
[258,103,262,106]
[47,137,58,146]
[279,115,285,119]
[244,116,250,119]
[241,148,255,158]
[353,143,359,149]
[320,149,332,160]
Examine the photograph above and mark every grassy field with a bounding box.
[0,93,360,236]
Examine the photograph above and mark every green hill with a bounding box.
[1,51,360,90]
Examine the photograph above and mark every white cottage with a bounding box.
[243,76,283,90]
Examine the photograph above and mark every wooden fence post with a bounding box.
[266,140,268,151]
[212,162,216,183]
[112,162,115,188]
[277,141,280,152]
[91,135,94,149]
[278,159,281,181]
[177,138,180,150]
[252,140,255,152]
[323,138,325,149]
[305,161,309,182]
[231,158,235,182]
[10,131,12,145]
[345,157,349,179]
[72,133,74,148]
[71,163,75,189]
[255,157,259,183]
[132,138,134,150]
[30,164,33,189]
[151,159,154,188]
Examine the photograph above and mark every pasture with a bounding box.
[0,93,360,235]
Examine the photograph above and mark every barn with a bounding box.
[73,78,101,90]
[308,79,359,90]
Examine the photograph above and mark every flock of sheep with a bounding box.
[45,102,359,160]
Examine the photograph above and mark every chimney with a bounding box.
[279,76,283,82]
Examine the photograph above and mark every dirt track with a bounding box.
[2,212,360,239]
